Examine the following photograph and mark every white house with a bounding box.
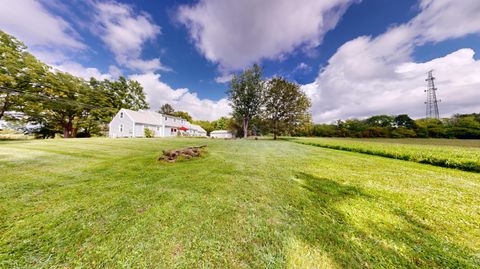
[108,109,207,138]
[210,130,233,139]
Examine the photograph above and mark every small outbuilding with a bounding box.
[210,130,233,139]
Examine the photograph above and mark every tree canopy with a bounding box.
[263,77,311,139]
[227,64,264,138]
[0,30,149,138]
[158,103,175,115]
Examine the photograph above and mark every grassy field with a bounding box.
[336,138,480,148]
[290,137,480,172]
[1,138,480,268]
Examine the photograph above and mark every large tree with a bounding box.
[108,76,149,111]
[0,31,47,121]
[227,64,264,138]
[263,77,311,139]
[27,71,92,138]
[1,31,150,138]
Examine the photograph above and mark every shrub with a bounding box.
[144,128,154,138]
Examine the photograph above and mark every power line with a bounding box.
[0,86,102,109]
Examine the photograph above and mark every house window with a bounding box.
[165,116,167,121]
[120,112,123,118]
[119,124,123,132]
[156,126,159,131]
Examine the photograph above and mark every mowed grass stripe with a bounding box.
[0,138,479,268]
[290,137,480,172]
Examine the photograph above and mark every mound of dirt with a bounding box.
[158,145,207,163]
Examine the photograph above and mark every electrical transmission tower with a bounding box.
[425,70,440,119]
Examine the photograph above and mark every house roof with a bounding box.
[122,109,164,125]
[189,124,206,133]
[121,109,203,131]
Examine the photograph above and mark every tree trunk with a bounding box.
[0,93,10,121]
[63,124,70,138]
[273,119,278,140]
[243,117,248,138]
[63,116,74,138]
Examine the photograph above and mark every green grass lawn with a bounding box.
[1,138,479,268]
[290,137,480,172]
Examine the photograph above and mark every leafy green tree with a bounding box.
[227,64,264,138]
[446,115,480,139]
[22,71,89,138]
[172,111,192,122]
[192,120,214,135]
[108,77,149,111]
[343,119,368,137]
[212,117,230,130]
[365,115,394,128]
[158,103,175,115]
[263,77,311,139]
[313,124,338,137]
[415,118,446,138]
[0,31,48,121]
[391,127,417,138]
[394,114,416,129]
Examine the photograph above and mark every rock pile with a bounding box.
[158,145,207,162]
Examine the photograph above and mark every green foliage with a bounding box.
[192,120,214,135]
[158,103,175,115]
[0,30,48,121]
[391,127,417,138]
[156,103,192,122]
[365,115,394,128]
[212,116,230,130]
[227,64,264,138]
[144,128,154,138]
[312,124,337,137]
[172,111,193,122]
[311,113,480,139]
[1,138,479,267]
[263,77,311,139]
[394,114,416,129]
[0,31,149,138]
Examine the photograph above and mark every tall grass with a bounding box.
[291,137,480,172]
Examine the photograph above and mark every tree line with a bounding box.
[304,114,480,139]
[0,30,149,138]
[3,30,478,140]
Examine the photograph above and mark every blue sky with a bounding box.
[1,0,480,121]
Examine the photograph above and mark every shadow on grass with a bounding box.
[289,172,479,268]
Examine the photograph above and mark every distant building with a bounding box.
[210,130,233,139]
[108,109,207,138]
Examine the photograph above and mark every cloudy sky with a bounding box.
[0,0,479,122]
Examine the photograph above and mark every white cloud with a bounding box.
[303,0,480,122]
[293,62,312,74]
[108,65,122,78]
[129,73,231,121]
[214,73,233,84]
[93,1,169,72]
[0,0,85,50]
[0,0,115,80]
[177,0,355,71]
[51,61,112,80]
